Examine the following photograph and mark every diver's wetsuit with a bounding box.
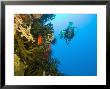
[64,28,74,45]
[59,22,76,45]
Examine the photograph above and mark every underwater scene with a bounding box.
[14,14,97,76]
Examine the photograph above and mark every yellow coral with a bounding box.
[14,14,35,42]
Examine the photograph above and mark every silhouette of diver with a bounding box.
[59,22,76,45]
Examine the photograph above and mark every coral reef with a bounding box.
[14,14,62,76]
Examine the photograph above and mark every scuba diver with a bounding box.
[59,22,77,45]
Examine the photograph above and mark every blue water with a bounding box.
[51,14,97,76]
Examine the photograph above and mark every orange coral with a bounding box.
[38,35,43,45]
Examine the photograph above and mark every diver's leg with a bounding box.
[66,39,69,45]
[66,39,67,43]
[67,39,71,45]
